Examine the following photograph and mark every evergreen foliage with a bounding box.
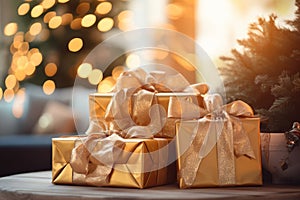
[220,0,300,132]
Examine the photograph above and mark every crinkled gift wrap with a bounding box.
[52,135,176,188]
[176,100,263,188]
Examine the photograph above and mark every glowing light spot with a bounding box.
[126,53,140,69]
[88,69,103,85]
[70,18,82,30]
[61,13,73,25]
[41,0,56,9]
[97,17,114,32]
[24,62,36,75]
[18,42,29,53]
[30,52,43,66]
[25,31,35,42]
[96,2,112,15]
[76,2,90,15]
[45,63,57,77]
[81,14,96,28]
[4,23,18,36]
[38,113,53,129]
[117,10,133,21]
[15,70,26,81]
[12,89,26,118]
[4,89,15,103]
[43,11,56,23]
[31,5,44,18]
[18,3,30,16]
[17,56,28,69]
[43,80,55,95]
[5,75,17,89]
[166,3,183,20]
[68,38,83,52]
[77,63,92,78]
[97,77,115,93]
[58,0,70,3]
[117,10,134,31]
[112,66,125,80]
[49,16,62,29]
[29,22,42,36]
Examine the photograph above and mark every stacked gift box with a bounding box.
[52,68,262,188]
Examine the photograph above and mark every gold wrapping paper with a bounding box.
[88,92,205,138]
[52,136,176,188]
[176,117,262,188]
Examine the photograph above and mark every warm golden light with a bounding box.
[172,53,195,71]
[43,11,56,23]
[45,63,57,77]
[12,89,26,118]
[70,18,82,30]
[29,22,42,36]
[77,63,92,78]
[58,0,70,3]
[25,31,35,42]
[30,52,43,66]
[5,75,17,89]
[112,66,125,80]
[76,2,90,15]
[97,17,114,32]
[4,89,15,103]
[24,62,35,75]
[4,23,18,36]
[166,3,183,20]
[17,56,28,69]
[18,42,29,53]
[68,38,83,52]
[61,13,73,25]
[96,2,112,15]
[117,10,133,21]
[117,10,134,31]
[31,5,44,18]
[43,80,55,95]
[41,0,56,9]
[126,53,140,69]
[81,14,96,28]
[15,69,26,81]
[97,77,115,93]
[49,16,62,29]
[88,69,103,85]
[18,3,30,16]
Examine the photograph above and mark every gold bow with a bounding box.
[180,94,256,186]
[87,68,209,138]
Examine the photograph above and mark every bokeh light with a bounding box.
[97,76,116,93]
[12,89,26,118]
[88,69,103,85]
[61,13,73,25]
[49,16,62,29]
[68,38,83,52]
[77,62,92,78]
[112,66,125,80]
[166,3,183,20]
[97,17,114,32]
[43,80,56,95]
[41,0,56,9]
[117,10,134,31]
[96,2,112,15]
[70,18,82,30]
[3,89,15,103]
[58,0,70,3]
[81,14,96,28]
[0,88,3,100]
[24,62,36,75]
[18,3,30,16]
[43,11,56,23]
[29,22,42,36]
[4,23,18,36]
[76,2,90,15]
[45,63,58,77]
[5,75,17,89]
[29,51,43,66]
[126,53,140,69]
[31,5,44,18]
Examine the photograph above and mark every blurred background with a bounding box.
[0,0,296,136]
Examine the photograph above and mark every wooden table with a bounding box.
[0,171,300,200]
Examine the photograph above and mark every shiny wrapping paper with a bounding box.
[176,117,262,188]
[52,136,176,188]
[89,92,205,138]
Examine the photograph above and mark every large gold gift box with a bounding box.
[52,136,176,188]
[176,118,262,188]
[89,93,203,138]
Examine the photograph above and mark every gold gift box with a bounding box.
[176,118,263,188]
[89,93,203,138]
[52,136,176,188]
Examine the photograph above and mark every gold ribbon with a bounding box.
[87,68,209,138]
[180,94,256,186]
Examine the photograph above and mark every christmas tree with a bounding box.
[220,0,300,132]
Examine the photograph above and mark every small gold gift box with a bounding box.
[89,93,204,138]
[52,136,176,188]
[176,118,263,188]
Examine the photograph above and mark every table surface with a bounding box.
[0,171,300,200]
